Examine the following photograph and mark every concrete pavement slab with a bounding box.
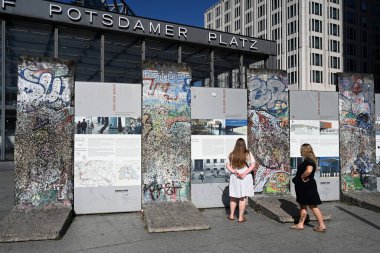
[143,201,210,232]
[249,195,332,223]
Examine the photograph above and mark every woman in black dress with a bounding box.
[290,143,327,232]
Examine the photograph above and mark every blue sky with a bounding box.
[127,0,217,27]
[60,0,218,28]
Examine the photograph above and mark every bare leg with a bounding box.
[293,205,307,229]
[308,205,326,229]
[229,197,238,219]
[238,197,246,221]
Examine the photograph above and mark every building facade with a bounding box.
[0,0,276,161]
[205,0,343,91]
[343,0,380,92]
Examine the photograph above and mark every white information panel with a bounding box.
[74,82,141,214]
[191,87,247,208]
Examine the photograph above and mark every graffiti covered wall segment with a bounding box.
[339,73,377,191]
[15,57,75,207]
[247,69,290,193]
[142,62,191,203]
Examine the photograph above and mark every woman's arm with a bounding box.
[239,152,256,178]
[301,165,313,182]
[226,163,239,177]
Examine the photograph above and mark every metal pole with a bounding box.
[1,20,6,160]
[141,40,146,61]
[210,50,214,87]
[177,45,182,64]
[54,27,58,58]
[239,54,244,89]
[101,34,105,82]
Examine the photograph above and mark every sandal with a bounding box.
[313,226,326,233]
[290,225,304,230]
[227,216,235,221]
[238,217,247,223]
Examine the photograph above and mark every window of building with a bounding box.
[330,0,339,3]
[288,37,297,51]
[330,7,339,20]
[246,0,252,9]
[258,5,265,17]
[246,12,252,24]
[288,54,297,68]
[311,53,322,66]
[310,19,322,33]
[347,43,356,56]
[346,11,355,24]
[312,70,323,83]
[216,19,221,28]
[361,1,367,12]
[311,36,322,49]
[310,2,322,16]
[216,6,221,16]
[245,26,252,36]
[346,0,355,9]
[272,12,280,25]
[330,73,338,85]
[206,159,210,163]
[207,12,212,22]
[347,59,356,72]
[235,19,241,30]
[258,19,265,32]
[288,20,297,35]
[363,62,367,73]
[272,0,280,10]
[235,6,241,18]
[225,13,230,22]
[288,4,297,18]
[225,25,230,32]
[289,71,297,84]
[362,17,367,27]
[330,40,340,52]
[329,23,339,36]
[330,56,340,69]
[346,27,355,40]
[362,46,367,58]
[225,0,230,10]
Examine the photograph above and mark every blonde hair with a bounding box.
[229,138,249,168]
[300,143,317,164]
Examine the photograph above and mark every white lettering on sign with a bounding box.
[49,4,62,17]
[119,16,130,29]
[133,20,145,32]
[67,8,81,21]
[2,0,15,9]
[102,14,113,26]
[44,4,263,50]
[165,25,174,37]
[85,10,98,24]
[208,32,258,51]
[150,22,160,34]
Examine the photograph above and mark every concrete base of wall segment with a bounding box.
[143,201,210,233]
[341,191,380,213]
[249,195,332,223]
[0,206,73,242]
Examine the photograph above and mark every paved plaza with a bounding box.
[1,164,379,253]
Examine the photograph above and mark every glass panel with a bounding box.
[181,45,210,86]
[104,33,142,83]
[5,19,54,160]
[58,26,101,82]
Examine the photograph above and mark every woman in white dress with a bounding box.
[226,138,255,223]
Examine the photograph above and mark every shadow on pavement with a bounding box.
[336,206,380,230]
